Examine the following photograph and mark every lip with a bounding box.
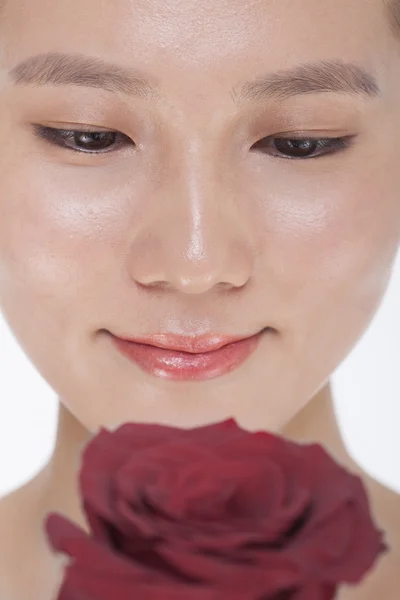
[110,330,269,381]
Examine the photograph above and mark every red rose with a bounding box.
[45,419,386,600]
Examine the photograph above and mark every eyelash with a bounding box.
[32,125,353,160]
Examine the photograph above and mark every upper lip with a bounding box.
[112,331,265,354]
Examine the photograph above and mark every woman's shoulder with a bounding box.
[0,484,31,544]
[0,489,20,598]
[339,477,400,600]
[0,487,20,554]
[0,485,49,599]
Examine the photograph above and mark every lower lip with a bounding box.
[111,331,266,381]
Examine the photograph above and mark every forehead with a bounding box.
[0,0,392,90]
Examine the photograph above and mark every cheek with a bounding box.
[259,166,400,366]
[0,163,122,353]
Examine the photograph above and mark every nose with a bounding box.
[127,154,255,295]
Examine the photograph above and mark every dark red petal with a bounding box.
[158,542,301,595]
[57,568,228,600]
[287,476,387,583]
[292,582,337,600]
[45,513,153,580]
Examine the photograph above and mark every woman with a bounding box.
[0,0,399,598]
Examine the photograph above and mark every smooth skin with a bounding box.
[0,0,399,598]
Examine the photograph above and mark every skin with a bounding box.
[0,0,399,597]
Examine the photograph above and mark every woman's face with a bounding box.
[0,0,399,432]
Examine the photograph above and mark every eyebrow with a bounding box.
[9,52,160,101]
[8,52,380,105]
[232,59,380,104]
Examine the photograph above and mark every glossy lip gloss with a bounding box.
[110,330,267,381]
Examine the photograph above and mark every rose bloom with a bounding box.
[46,420,386,599]
[0,0,399,599]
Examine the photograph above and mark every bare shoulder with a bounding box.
[0,484,67,600]
[0,488,23,597]
[0,482,33,537]
[339,479,400,600]
[0,484,50,599]
[0,487,21,554]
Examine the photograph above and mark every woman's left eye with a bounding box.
[32,126,134,153]
[252,136,353,159]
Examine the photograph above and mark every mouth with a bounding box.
[109,328,272,381]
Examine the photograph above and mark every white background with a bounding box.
[1,249,399,498]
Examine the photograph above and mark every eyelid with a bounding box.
[253,134,355,160]
[31,124,134,154]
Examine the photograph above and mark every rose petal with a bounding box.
[158,541,302,596]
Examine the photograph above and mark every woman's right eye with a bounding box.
[32,125,134,154]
